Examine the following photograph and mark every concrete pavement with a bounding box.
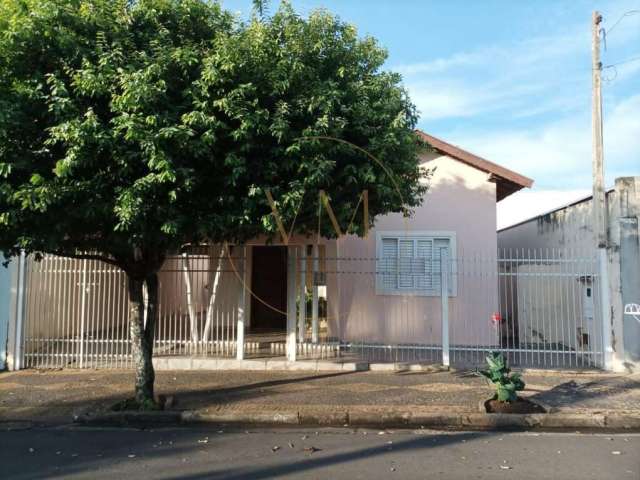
[1,369,639,429]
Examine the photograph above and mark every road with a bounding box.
[0,426,638,479]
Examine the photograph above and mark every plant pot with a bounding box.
[484,396,546,414]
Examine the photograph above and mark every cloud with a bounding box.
[445,94,639,188]
[399,2,639,192]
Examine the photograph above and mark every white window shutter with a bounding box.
[376,233,455,296]
[433,238,451,294]
[416,239,433,289]
[381,238,397,289]
[398,239,414,288]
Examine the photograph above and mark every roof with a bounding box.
[415,130,534,201]
[497,188,614,233]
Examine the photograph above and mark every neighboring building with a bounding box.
[498,177,640,371]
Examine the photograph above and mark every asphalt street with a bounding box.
[0,426,638,479]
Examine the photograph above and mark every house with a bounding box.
[329,131,533,355]
[498,177,640,371]
[8,131,538,370]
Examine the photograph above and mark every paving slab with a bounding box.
[1,368,639,427]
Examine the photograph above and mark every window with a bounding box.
[376,231,456,296]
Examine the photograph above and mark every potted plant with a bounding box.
[479,352,544,413]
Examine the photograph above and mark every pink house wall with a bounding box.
[328,151,500,347]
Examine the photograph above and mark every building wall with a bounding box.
[497,195,602,254]
[0,255,11,370]
[331,152,500,346]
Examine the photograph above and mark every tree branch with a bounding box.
[49,251,122,269]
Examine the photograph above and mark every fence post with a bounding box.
[236,246,246,360]
[598,248,613,370]
[311,245,319,344]
[298,246,307,343]
[11,251,27,371]
[77,259,87,368]
[440,249,450,367]
[286,247,297,362]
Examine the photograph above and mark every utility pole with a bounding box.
[592,10,613,370]
[592,11,606,248]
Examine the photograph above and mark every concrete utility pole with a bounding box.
[592,11,613,370]
[592,11,606,247]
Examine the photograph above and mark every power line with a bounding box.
[605,9,640,36]
[603,55,640,68]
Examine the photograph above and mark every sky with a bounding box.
[222,0,640,228]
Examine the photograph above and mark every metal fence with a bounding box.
[12,246,604,370]
[300,248,604,369]
[18,248,247,369]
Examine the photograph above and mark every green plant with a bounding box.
[479,352,525,402]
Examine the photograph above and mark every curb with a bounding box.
[74,409,640,431]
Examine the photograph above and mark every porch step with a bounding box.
[152,356,368,372]
[270,342,341,357]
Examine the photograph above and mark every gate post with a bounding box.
[9,251,27,371]
[286,247,297,362]
[311,245,319,344]
[598,248,613,370]
[298,246,307,343]
[236,246,247,360]
[440,249,450,367]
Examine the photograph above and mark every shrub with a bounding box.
[479,351,525,402]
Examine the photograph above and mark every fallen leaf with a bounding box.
[499,465,512,470]
[288,442,294,449]
[272,446,280,452]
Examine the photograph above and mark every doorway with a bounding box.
[250,246,287,332]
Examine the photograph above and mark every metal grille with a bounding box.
[297,248,604,369]
[20,249,246,369]
[15,246,604,370]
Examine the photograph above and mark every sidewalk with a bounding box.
[1,368,639,429]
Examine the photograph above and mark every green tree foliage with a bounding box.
[0,0,427,402]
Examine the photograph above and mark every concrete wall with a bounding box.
[0,255,11,370]
[331,152,500,346]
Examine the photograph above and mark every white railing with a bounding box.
[296,248,604,369]
[11,246,605,370]
[17,249,247,369]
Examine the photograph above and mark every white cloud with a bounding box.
[444,94,639,190]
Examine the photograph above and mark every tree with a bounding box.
[0,0,427,405]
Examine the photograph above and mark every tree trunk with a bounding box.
[128,273,159,405]
[202,246,225,342]
[182,252,199,343]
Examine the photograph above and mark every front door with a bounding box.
[251,246,287,332]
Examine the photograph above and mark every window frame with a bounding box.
[375,230,457,297]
